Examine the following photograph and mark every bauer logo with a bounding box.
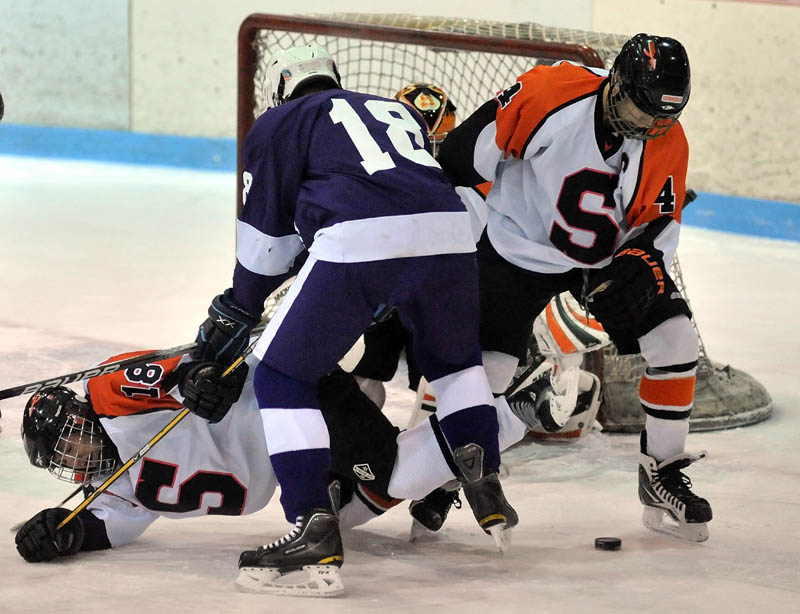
[353,463,375,481]
[21,364,120,396]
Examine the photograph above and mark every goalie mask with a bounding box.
[605,33,690,140]
[262,42,342,109]
[395,83,456,155]
[22,386,119,484]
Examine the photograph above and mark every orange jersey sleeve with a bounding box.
[625,121,689,229]
[87,351,185,418]
[494,63,605,159]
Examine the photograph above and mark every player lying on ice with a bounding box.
[15,347,565,592]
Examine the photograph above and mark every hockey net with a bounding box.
[238,13,772,433]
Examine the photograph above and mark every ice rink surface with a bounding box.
[1,156,798,613]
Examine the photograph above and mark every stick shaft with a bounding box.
[0,325,266,401]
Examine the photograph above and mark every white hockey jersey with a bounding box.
[78,351,529,549]
[462,61,689,273]
[83,352,278,547]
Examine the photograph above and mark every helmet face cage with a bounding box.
[22,387,118,484]
[606,33,690,140]
[394,83,457,155]
[263,43,341,109]
[606,73,679,140]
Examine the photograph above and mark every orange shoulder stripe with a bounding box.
[495,63,604,159]
[87,351,185,418]
[625,122,689,229]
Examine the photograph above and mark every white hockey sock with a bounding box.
[387,396,527,501]
[645,416,690,461]
[482,350,519,394]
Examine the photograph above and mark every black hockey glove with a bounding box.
[180,361,249,423]
[15,508,85,563]
[194,288,261,366]
[586,241,666,331]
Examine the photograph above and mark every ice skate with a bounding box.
[638,431,712,542]
[409,481,462,541]
[236,507,344,597]
[453,443,518,554]
[507,376,554,430]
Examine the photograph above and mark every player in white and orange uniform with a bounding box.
[14,351,533,574]
[438,34,712,542]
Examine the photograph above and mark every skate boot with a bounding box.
[453,443,518,554]
[408,482,462,541]
[236,507,344,597]
[638,431,712,542]
[507,376,555,431]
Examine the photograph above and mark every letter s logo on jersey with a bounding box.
[496,82,522,109]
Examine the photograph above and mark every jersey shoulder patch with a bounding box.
[87,351,185,418]
[494,62,605,158]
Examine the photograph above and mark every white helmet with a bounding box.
[262,42,341,109]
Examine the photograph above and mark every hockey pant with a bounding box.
[251,253,499,521]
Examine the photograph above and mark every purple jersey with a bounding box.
[232,89,475,314]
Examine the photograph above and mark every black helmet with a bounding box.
[21,386,118,483]
[606,33,690,140]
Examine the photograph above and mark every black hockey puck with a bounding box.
[594,537,622,551]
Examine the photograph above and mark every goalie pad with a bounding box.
[506,360,601,441]
[522,292,609,437]
[533,292,610,362]
[527,369,601,441]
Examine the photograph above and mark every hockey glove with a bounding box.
[586,241,666,331]
[15,508,85,563]
[180,361,249,423]
[194,288,261,365]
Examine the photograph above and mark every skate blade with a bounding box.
[488,525,512,554]
[642,507,709,543]
[236,564,344,597]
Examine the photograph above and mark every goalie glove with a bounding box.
[180,361,249,423]
[15,508,85,563]
[586,239,666,330]
[194,288,261,365]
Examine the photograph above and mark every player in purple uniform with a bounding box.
[187,43,514,596]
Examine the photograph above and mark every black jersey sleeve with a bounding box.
[437,99,498,187]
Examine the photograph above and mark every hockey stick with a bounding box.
[0,277,297,402]
[0,327,266,401]
[54,346,255,531]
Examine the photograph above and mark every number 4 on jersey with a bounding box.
[655,176,676,214]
